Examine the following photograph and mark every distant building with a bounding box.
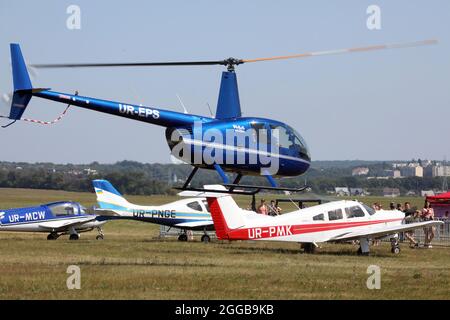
[400,165,423,177]
[382,169,401,178]
[350,188,366,196]
[83,168,98,176]
[335,187,350,197]
[383,188,400,197]
[421,190,435,197]
[423,165,450,178]
[352,167,369,176]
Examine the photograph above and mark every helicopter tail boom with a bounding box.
[6,44,207,128]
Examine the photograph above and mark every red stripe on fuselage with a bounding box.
[226,218,403,240]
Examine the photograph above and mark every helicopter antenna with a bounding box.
[130,86,144,106]
[176,93,189,114]
[206,102,214,117]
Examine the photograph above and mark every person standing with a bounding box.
[421,201,435,248]
[268,200,278,216]
[257,199,268,215]
[404,210,420,248]
[403,202,414,217]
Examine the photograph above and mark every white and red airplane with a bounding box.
[181,186,443,255]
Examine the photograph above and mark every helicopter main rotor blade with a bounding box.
[31,60,229,68]
[241,39,438,63]
[31,39,436,69]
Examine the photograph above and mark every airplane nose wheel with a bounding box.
[96,227,104,240]
[390,237,400,254]
[391,246,401,254]
[47,233,59,240]
[201,234,211,243]
[178,234,188,242]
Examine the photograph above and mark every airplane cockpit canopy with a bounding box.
[46,202,87,217]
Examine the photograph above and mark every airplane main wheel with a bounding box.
[201,234,211,243]
[96,235,104,240]
[47,233,58,240]
[178,234,188,242]
[303,243,316,254]
[69,234,80,241]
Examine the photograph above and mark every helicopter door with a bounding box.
[251,123,270,150]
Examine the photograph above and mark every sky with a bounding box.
[0,0,449,164]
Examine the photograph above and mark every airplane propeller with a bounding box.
[31,39,437,71]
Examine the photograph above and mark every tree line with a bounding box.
[0,161,446,196]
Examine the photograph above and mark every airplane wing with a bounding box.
[38,216,97,231]
[174,221,213,228]
[329,220,444,241]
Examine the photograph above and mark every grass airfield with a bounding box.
[0,188,449,299]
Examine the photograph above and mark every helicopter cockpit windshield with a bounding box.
[270,124,310,161]
[46,202,86,217]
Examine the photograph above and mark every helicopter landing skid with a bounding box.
[223,184,310,194]
[174,184,309,195]
[174,186,259,196]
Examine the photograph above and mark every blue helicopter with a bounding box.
[1,40,436,192]
[0,201,106,240]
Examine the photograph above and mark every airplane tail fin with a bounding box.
[202,185,245,239]
[92,179,131,210]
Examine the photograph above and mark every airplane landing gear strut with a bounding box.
[96,227,104,240]
[358,238,370,256]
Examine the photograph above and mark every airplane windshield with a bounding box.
[362,204,376,216]
[47,202,81,216]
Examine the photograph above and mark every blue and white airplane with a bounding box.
[92,180,214,242]
[0,201,106,240]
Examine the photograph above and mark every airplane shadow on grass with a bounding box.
[219,243,396,258]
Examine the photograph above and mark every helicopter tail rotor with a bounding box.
[1,44,52,127]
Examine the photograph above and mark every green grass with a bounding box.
[0,188,449,299]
